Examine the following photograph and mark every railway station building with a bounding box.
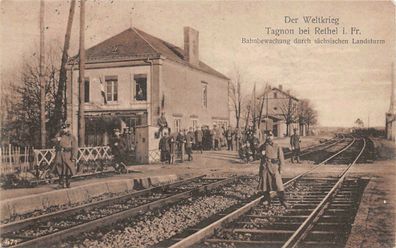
[66,27,230,163]
[259,85,307,137]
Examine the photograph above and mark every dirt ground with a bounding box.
[345,138,396,248]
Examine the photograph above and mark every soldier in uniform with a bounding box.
[176,130,186,162]
[257,131,288,208]
[194,126,203,154]
[225,126,234,151]
[169,132,177,164]
[110,129,127,173]
[290,128,301,163]
[157,112,168,136]
[53,121,78,188]
[159,131,171,164]
[185,127,195,161]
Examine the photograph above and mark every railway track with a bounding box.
[283,135,343,160]
[300,135,357,164]
[162,136,369,248]
[0,135,372,248]
[0,175,236,247]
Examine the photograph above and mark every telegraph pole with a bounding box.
[39,0,46,148]
[78,0,86,146]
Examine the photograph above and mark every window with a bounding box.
[134,74,147,101]
[174,118,182,132]
[274,107,278,111]
[274,92,278,99]
[202,82,208,108]
[84,77,90,103]
[105,76,118,102]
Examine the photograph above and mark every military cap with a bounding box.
[61,120,71,129]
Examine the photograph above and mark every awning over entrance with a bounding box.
[84,110,148,146]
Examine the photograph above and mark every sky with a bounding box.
[1,0,395,127]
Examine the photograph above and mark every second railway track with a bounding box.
[0,176,236,247]
[162,136,370,248]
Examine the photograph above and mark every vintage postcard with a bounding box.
[0,1,395,247]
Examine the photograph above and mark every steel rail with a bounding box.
[281,137,366,248]
[168,160,335,248]
[298,137,344,157]
[5,176,235,248]
[318,137,356,164]
[1,175,207,234]
[168,136,360,248]
[284,136,342,158]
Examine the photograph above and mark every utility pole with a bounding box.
[252,83,256,131]
[39,0,46,148]
[78,0,86,146]
[54,0,76,129]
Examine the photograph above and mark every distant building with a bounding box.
[66,27,230,163]
[386,63,396,142]
[259,85,306,137]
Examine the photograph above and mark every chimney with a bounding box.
[278,84,283,91]
[184,27,199,66]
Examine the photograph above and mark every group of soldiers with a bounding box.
[158,123,246,164]
[51,114,301,210]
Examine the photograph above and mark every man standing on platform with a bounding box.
[159,131,171,164]
[185,127,195,161]
[225,126,234,151]
[290,128,301,163]
[53,121,78,188]
[194,126,203,153]
[110,129,127,173]
[257,131,288,208]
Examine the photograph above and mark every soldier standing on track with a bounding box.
[110,129,127,173]
[53,121,78,188]
[194,126,203,154]
[290,128,301,163]
[257,131,288,208]
[185,127,195,161]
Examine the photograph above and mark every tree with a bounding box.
[355,118,364,128]
[299,99,318,135]
[279,96,299,136]
[53,0,76,132]
[2,46,61,147]
[229,69,243,129]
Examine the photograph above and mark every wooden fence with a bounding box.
[0,145,112,177]
[0,145,33,175]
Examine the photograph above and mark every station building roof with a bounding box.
[72,27,229,80]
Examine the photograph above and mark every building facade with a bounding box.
[259,85,306,137]
[66,27,230,163]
